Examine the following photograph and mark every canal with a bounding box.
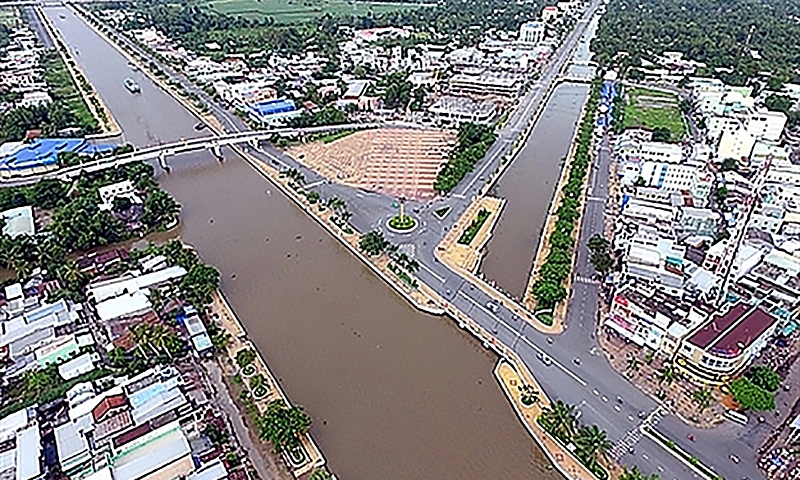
[45,6,561,480]
[479,17,599,297]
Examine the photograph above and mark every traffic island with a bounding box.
[387,214,418,233]
[437,196,504,273]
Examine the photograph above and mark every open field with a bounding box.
[287,128,456,200]
[623,87,686,142]
[204,0,425,24]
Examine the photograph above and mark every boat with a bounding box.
[124,77,141,93]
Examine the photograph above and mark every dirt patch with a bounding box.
[286,128,456,199]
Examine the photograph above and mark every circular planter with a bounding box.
[241,364,256,377]
[386,215,418,234]
[253,385,269,399]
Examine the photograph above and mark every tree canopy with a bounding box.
[592,0,800,86]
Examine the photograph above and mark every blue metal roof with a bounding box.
[0,138,115,171]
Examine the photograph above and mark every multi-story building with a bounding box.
[675,303,779,384]
[449,72,523,99]
[604,281,710,355]
[518,21,545,44]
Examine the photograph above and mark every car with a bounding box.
[729,455,740,464]
[486,302,499,312]
[538,352,552,366]
[193,122,207,131]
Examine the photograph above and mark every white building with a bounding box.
[97,181,142,212]
[518,21,545,44]
[718,127,755,160]
[0,205,34,237]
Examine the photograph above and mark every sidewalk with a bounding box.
[598,328,725,428]
[496,361,605,480]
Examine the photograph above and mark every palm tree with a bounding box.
[540,400,577,442]
[625,356,642,375]
[518,384,540,406]
[693,388,713,414]
[657,365,677,386]
[574,424,613,464]
[619,465,659,480]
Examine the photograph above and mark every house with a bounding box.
[0,410,42,480]
[0,205,34,237]
[675,304,779,384]
[98,181,142,212]
[56,366,205,480]
[95,291,152,323]
[604,280,710,354]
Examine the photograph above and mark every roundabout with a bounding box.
[386,214,418,233]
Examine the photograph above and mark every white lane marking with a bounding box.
[305,179,325,189]
[457,291,588,387]
[419,261,445,283]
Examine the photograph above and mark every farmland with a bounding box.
[204,0,426,24]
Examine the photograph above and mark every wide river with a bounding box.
[44,6,573,479]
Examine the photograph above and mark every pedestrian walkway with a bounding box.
[496,361,603,480]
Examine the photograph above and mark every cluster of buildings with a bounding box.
[603,79,798,386]
[0,245,240,480]
[118,1,588,127]
[0,14,52,113]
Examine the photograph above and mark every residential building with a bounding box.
[449,72,522,98]
[98,181,142,212]
[718,126,755,161]
[604,280,710,354]
[428,96,497,125]
[679,207,720,237]
[518,21,545,44]
[0,205,35,237]
[675,303,779,384]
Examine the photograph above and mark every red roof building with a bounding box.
[676,303,779,385]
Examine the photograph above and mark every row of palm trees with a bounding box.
[539,400,613,474]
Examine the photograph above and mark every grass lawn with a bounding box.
[623,87,686,142]
[42,53,98,129]
[205,0,425,23]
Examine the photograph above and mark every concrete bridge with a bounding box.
[1,123,379,186]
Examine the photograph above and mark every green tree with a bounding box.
[619,465,659,480]
[574,424,613,465]
[30,179,69,209]
[259,400,312,453]
[657,365,677,386]
[532,279,567,308]
[729,377,775,411]
[180,264,221,307]
[746,365,781,392]
[587,234,609,253]
[539,400,576,442]
[236,349,257,368]
[142,189,180,228]
[359,230,389,257]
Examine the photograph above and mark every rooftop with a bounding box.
[688,304,778,357]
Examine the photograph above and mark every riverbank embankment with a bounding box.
[35,5,121,138]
